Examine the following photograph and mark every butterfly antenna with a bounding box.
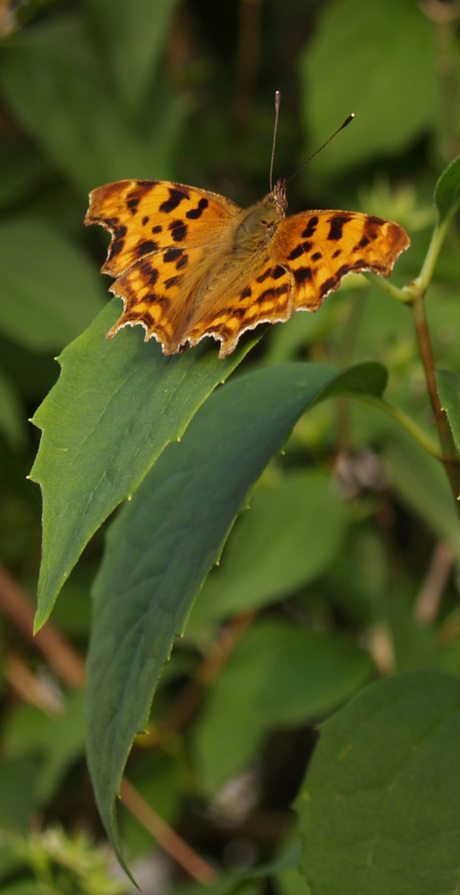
[286,112,355,186]
[269,90,281,192]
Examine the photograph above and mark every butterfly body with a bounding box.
[85,178,410,357]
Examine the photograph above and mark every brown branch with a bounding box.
[120,779,216,885]
[157,610,257,746]
[0,561,218,882]
[0,561,85,688]
[414,540,454,625]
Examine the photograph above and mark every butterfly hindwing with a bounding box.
[184,263,293,357]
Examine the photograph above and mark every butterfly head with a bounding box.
[270,178,288,215]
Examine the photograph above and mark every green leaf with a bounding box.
[193,619,374,793]
[29,300,253,629]
[296,671,460,895]
[301,0,439,182]
[0,370,25,447]
[0,217,105,351]
[3,691,86,805]
[0,14,181,192]
[384,431,460,560]
[83,0,180,117]
[86,359,387,873]
[0,141,47,209]
[189,469,348,630]
[438,368,460,454]
[1,884,43,895]
[433,154,460,225]
[0,758,40,826]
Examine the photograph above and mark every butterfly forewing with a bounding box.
[272,210,410,311]
[85,180,241,277]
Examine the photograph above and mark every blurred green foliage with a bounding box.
[1,0,460,891]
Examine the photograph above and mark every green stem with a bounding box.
[416,211,454,293]
[363,210,460,510]
[362,271,411,303]
[357,394,444,460]
[409,296,460,507]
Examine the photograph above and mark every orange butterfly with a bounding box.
[85,177,410,358]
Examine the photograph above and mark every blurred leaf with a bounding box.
[189,469,348,630]
[0,14,182,193]
[434,154,460,225]
[0,884,40,895]
[438,368,460,454]
[296,671,460,895]
[0,140,48,208]
[83,0,180,117]
[30,300,254,629]
[321,526,390,626]
[86,359,387,872]
[0,757,40,826]
[3,690,86,805]
[121,753,181,856]
[0,216,105,351]
[388,583,444,673]
[301,0,439,182]
[0,369,25,446]
[194,619,374,793]
[384,431,460,560]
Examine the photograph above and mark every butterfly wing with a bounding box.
[85,179,241,276]
[180,210,410,357]
[85,180,243,351]
[271,209,410,311]
[184,263,294,357]
[86,182,410,358]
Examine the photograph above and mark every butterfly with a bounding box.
[84,177,410,358]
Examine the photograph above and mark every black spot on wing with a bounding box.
[159,187,190,214]
[142,216,149,226]
[288,244,304,261]
[256,268,272,283]
[328,214,351,241]
[110,225,128,258]
[332,249,341,259]
[169,220,188,242]
[139,265,159,286]
[126,194,141,215]
[136,239,159,258]
[240,286,252,299]
[273,265,285,279]
[275,283,289,296]
[176,253,188,270]
[320,277,337,296]
[164,275,181,289]
[186,197,209,219]
[152,225,162,234]
[302,216,318,238]
[163,248,182,263]
[293,267,313,286]
[336,264,353,279]
[312,252,322,262]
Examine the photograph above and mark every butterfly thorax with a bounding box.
[233,179,287,253]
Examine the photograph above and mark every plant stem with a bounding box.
[410,295,460,508]
[358,394,442,459]
[416,213,453,292]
